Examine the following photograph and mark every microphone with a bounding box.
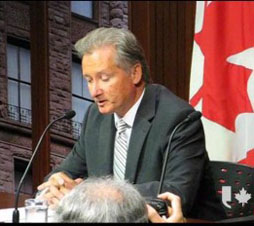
[12,110,76,223]
[185,111,202,122]
[62,110,76,119]
[157,110,202,194]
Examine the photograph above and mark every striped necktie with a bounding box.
[113,119,129,180]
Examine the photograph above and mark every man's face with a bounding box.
[82,45,141,117]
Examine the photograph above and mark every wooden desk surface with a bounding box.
[0,191,32,209]
[186,218,213,223]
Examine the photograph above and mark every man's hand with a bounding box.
[147,192,186,223]
[37,172,83,208]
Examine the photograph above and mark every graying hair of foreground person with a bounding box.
[74,27,150,83]
[54,176,148,223]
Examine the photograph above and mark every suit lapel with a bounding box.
[125,84,157,183]
[97,115,116,175]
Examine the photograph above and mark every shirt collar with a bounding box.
[114,89,145,129]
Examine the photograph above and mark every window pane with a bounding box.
[8,79,18,106]
[20,48,31,83]
[20,83,31,110]
[7,44,18,79]
[72,96,91,123]
[83,78,92,99]
[20,83,31,124]
[14,158,33,195]
[71,1,93,18]
[72,62,83,96]
[8,79,19,121]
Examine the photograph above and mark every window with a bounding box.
[14,158,33,195]
[72,61,93,137]
[71,1,93,19]
[7,42,31,124]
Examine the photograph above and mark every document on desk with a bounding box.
[0,207,56,222]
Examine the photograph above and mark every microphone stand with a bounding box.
[146,111,202,218]
[157,111,202,194]
[12,111,75,223]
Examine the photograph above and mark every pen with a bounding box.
[36,187,49,200]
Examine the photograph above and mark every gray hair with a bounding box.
[74,27,150,83]
[54,176,148,223]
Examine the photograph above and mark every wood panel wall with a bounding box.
[129,1,196,101]
[30,1,50,190]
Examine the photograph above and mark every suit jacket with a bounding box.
[48,84,223,219]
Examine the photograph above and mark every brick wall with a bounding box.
[0,142,13,192]
[5,1,30,40]
[0,0,129,194]
[48,1,72,120]
[0,1,32,194]
[0,134,32,192]
[109,1,128,29]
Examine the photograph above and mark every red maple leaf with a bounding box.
[190,2,254,132]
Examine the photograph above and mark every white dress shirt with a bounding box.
[114,89,145,150]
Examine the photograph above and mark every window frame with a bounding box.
[71,55,94,138]
[71,1,99,24]
[72,55,93,104]
[14,157,33,195]
[7,36,32,124]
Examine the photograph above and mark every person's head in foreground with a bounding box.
[54,176,148,223]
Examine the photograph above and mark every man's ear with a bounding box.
[131,63,143,85]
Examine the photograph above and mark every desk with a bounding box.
[216,215,254,223]
[0,208,215,223]
[0,208,211,223]
[0,191,32,209]
[0,207,56,223]
[0,192,55,223]
[186,218,213,223]
[187,216,254,223]
[0,192,218,223]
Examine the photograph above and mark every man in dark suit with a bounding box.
[37,27,216,220]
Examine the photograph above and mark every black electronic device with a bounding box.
[146,197,170,217]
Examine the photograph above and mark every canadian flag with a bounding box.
[189,2,254,166]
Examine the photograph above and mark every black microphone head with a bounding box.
[187,111,202,122]
[63,110,76,119]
